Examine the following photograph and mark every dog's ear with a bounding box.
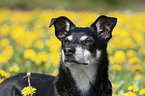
[90,15,117,42]
[49,16,75,40]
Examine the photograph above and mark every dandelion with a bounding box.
[139,88,145,95]
[114,51,126,63]
[0,69,10,78]
[22,86,37,96]
[124,92,137,96]
[0,70,6,76]
[128,85,139,92]
[126,50,136,58]
[111,82,116,88]
[128,57,141,64]
[52,58,59,67]
[45,37,61,52]
[37,52,48,62]
[48,53,60,66]
[10,26,26,44]
[0,54,8,63]
[132,32,144,44]
[44,62,51,68]
[0,79,4,83]
[109,56,116,64]
[9,66,19,72]
[0,25,10,36]
[139,47,145,56]
[3,45,14,57]
[51,70,58,76]
[22,72,37,96]
[123,37,137,49]
[131,65,143,73]
[0,38,9,47]
[113,64,121,71]
[112,94,118,96]
[23,41,32,48]
[35,39,44,49]
[24,49,36,61]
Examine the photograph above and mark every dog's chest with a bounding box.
[69,65,96,95]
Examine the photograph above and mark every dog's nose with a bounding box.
[64,47,75,56]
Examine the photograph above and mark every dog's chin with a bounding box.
[64,60,89,66]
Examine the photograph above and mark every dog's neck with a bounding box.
[55,51,109,96]
[68,62,97,95]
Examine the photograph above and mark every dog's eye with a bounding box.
[82,39,93,44]
[64,39,71,44]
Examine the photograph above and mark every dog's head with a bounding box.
[49,15,117,67]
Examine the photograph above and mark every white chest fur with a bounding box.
[69,64,97,95]
[62,47,101,94]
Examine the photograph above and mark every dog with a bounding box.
[0,15,117,96]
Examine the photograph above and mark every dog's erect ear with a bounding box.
[90,15,117,42]
[49,16,75,40]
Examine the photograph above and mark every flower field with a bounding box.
[0,8,145,96]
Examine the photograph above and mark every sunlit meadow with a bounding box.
[0,8,145,96]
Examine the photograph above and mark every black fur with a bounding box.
[0,15,117,96]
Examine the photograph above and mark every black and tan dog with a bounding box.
[0,15,117,96]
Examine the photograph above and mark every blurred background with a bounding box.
[0,0,145,96]
[0,0,145,12]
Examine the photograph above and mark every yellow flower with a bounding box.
[114,51,126,63]
[128,85,139,92]
[34,56,42,65]
[37,52,48,62]
[131,65,143,73]
[109,56,116,64]
[49,44,60,52]
[126,50,136,58]
[25,31,39,41]
[111,82,116,88]
[122,38,137,49]
[22,86,37,96]
[3,45,14,57]
[0,70,6,77]
[9,66,19,72]
[44,62,51,68]
[45,37,61,52]
[139,47,145,56]
[124,92,137,96]
[128,57,141,64]
[0,79,4,83]
[35,39,44,49]
[132,32,144,44]
[10,26,26,43]
[51,70,58,76]
[23,41,32,48]
[24,49,36,61]
[0,54,8,63]
[139,88,145,95]
[113,64,121,71]
[112,94,118,96]
[0,25,10,36]
[48,53,60,66]
[0,38,9,47]
[0,69,10,78]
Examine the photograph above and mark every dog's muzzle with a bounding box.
[62,46,90,66]
[64,60,89,65]
[64,47,75,56]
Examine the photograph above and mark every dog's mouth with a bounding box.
[64,60,88,65]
